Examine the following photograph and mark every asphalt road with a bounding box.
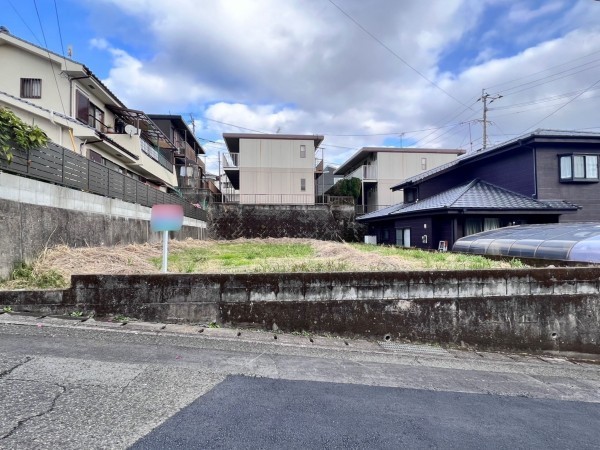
[1,313,600,449]
[131,375,600,450]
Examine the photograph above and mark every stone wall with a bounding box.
[0,170,206,278]
[2,268,599,353]
[208,203,364,241]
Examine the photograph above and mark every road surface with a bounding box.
[1,313,599,449]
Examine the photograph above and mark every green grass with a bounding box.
[0,262,67,290]
[351,243,524,270]
[152,242,314,273]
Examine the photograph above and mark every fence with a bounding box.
[211,193,354,206]
[0,143,207,221]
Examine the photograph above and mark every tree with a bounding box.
[326,177,362,199]
[0,107,48,163]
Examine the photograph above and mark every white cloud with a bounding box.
[79,0,600,168]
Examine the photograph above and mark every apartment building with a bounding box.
[221,133,324,204]
[334,147,464,214]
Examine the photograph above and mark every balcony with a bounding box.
[222,152,239,168]
[222,152,240,190]
[360,164,378,180]
[173,137,197,163]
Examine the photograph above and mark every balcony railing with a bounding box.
[211,194,354,206]
[361,165,378,180]
[222,152,239,168]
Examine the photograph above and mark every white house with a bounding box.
[0,28,178,189]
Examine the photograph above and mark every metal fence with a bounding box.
[0,143,207,221]
[211,193,354,206]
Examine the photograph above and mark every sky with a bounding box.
[3,0,600,175]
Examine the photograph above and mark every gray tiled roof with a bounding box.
[391,129,600,190]
[357,179,579,221]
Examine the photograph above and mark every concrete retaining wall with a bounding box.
[0,172,206,278]
[2,268,599,353]
[208,203,365,241]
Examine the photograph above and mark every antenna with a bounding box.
[67,45,72,58]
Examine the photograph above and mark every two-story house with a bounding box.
[221,133,324,205]
[357,130,598,249]
[148,114,209,203]
[334,147,464,214]
[0,28,177,190]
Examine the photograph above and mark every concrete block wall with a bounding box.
[2,268,599,353]
[0,172,206,278]
[208,203,365,241]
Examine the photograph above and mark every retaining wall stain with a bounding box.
[1,268,600,353]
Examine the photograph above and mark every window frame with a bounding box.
[404,187,417,203]
[300,144,306,159]
[300,178,306,191]
[20,78,42,99]
[559,153,599,183]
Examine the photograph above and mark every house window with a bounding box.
[20,78,42,98]
[404,187,417,203]
[559,154,598,182]
[395,228,411,247]
[300,145,306,158]
[300,178,306,191]
[88,149,103,164]
[464,217,501,236]
[76,90,90,123]
[421,157,427,170]
[76,90,106,131]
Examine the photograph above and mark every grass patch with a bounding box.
[152,242,314,273]
[0,262,67,290]
[351,243,523,270]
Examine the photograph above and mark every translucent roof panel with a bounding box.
[452,223,600,262]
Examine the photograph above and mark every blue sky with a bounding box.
[3,0,600,174]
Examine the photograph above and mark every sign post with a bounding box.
[150,204,184,273]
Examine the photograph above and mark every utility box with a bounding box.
[364,235,377,245]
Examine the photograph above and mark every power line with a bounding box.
[498,61,600,98]
[53,0,69,70]
[523,78,600,132]
[485,48,600,91]
[7,0,42,45]
[326,0,474,111]
[33,0,67,116]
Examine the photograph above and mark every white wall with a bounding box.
[239,138,316,204]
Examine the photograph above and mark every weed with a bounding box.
[509,258,525,268]
[5,262,66,290]
[208,321,220,328]
[112,314,130,323]
[2,306,13,313]
[69,310,84,318]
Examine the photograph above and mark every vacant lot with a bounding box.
[0,238,526,290]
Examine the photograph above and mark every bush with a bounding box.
[0,107,48,163]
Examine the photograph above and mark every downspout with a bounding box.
[532,144,537,199]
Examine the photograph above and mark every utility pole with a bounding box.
[189,114,196,134]
[480,89,502,150]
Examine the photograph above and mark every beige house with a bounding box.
[335,147,465,214]
[0,28,177,189]
[221,133,324,204]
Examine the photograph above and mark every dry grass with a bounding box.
[40,238,519,275]
[0,238,524,290]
